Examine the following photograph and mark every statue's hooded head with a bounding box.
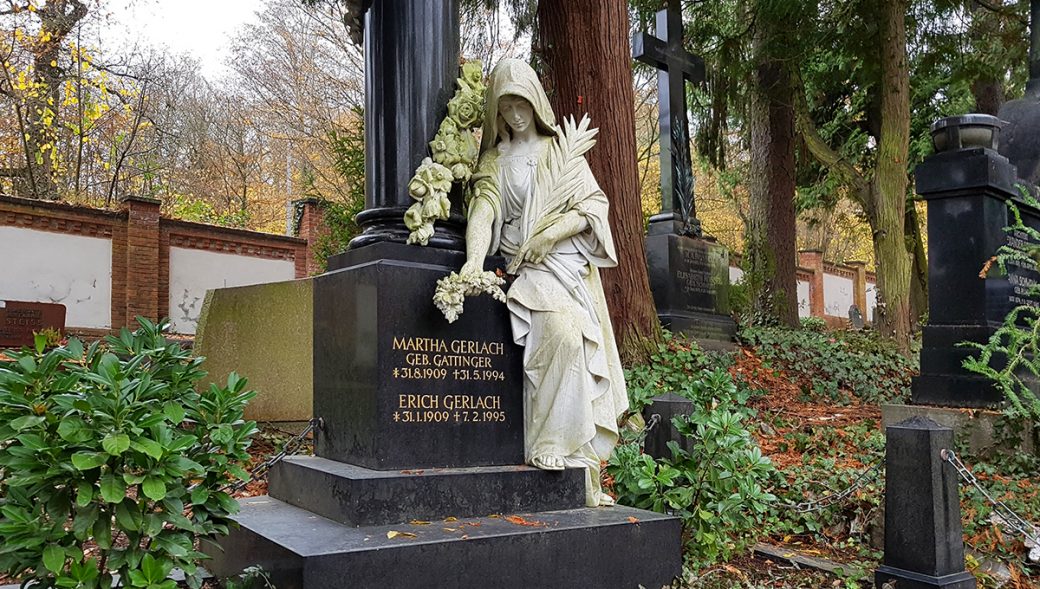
[481,58,557,152]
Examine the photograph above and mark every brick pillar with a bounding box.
[846,261,869,321]
[798,250,825,318]
[293,197,328,277]
[122,196,161,327]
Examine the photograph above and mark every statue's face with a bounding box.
[498,95,534,135]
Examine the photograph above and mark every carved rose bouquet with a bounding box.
[404,60,486,246]
[433,270,506,323]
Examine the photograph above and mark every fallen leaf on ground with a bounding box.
[504,515,545,527]
[387,530,417,539]
[409,520,431,525]
[627,516,639,524]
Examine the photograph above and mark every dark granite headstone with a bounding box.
[913,123,1040,408]
[646,234,736,341]
[875,417,976,589]
[315,242,524,469]
[0,300,66,348]
[848,304,864,329]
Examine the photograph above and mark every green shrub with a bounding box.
[623,331,736,415]
[740,326,916,404]
[610,335,774,569]
[0,319,257,589]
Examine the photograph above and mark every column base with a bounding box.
[875,566,976,589]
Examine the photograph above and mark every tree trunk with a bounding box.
[21,0,88,200]
[972,77,1005,116]
[747,12,799,328]
[905,202,928,329]
[536,0,661,364]
[872,0,912,351]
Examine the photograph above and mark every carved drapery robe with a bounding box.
[470,140,629,506]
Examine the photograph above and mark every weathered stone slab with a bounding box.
[194,279,313,422]
[0,300,66,348]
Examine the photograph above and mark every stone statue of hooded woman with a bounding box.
[460,58,629,507]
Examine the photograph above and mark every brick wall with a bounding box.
[0,194,322,335]
[730,251,878,327]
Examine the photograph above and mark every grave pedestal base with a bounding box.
[207,495,681,589]
[875,566,977,589]
[646,233,736,342]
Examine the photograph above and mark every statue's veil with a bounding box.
[480,59,557,153]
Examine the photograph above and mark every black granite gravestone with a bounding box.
[875,417,976,589]
[633,0,736,341]
[315,243,525,469]
[204,2,683,586]
[997,0,1040,186]
[913,116,1039,408]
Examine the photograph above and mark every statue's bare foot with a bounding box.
[531,454,565,471]
[598,493,616,507]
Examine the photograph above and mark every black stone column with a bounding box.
[912,134,1022,407]
[348,0,465,252]
[875,417,976,589]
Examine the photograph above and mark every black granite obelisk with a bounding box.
[875,417,976,589]
[633,0,736,342]
[912,115,1022,408]
[316,0,525,469]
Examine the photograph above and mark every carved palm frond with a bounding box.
[540,114,599,215]
[671,122,698,236]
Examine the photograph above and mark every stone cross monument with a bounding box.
[633,0,736,343]
[633,0,705,237]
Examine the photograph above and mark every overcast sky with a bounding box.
[103,0,260,79]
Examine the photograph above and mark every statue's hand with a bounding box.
[460,259,483,276]
[523,233,555,265]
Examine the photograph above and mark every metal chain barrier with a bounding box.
[222,417,323,494]
[778,456,884,514]
[941,448,1040,549]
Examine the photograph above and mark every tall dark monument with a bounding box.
[998,0,1040,187]
[204,2,682,587]
[634,0,736,342]
[909,1,1040,409]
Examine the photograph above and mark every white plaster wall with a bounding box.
[729,265,745,285]
[824,274,855,317]
[797,280,811,318]
[0,226,112,328]
[866,282,877,322]
[168,247,295,334]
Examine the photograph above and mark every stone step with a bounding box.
[205,495,682,589]
[268,455,586,527]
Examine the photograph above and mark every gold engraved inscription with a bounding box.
[393,394,507,424]
[390,335,507,381]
